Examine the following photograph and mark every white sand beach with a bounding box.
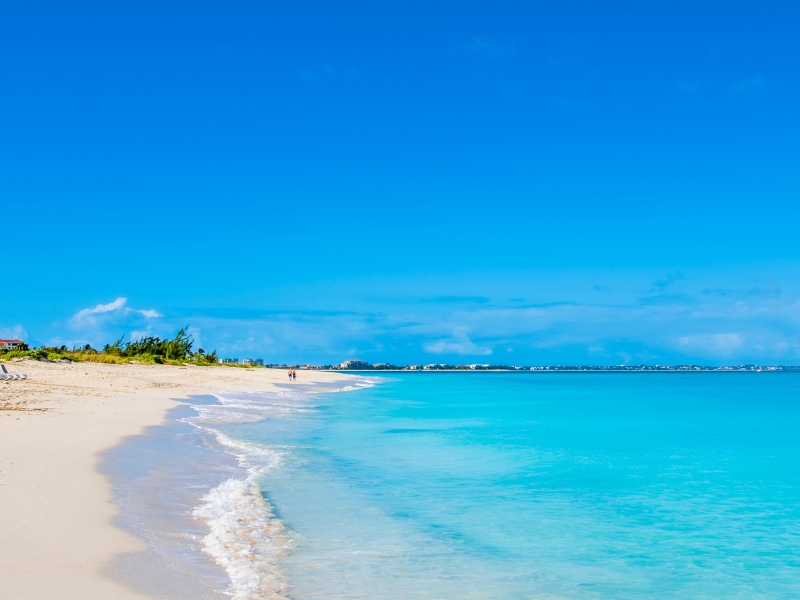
[0,359,347,600]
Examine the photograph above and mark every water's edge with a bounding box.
[99,379,373,600]
[99,396,243,600]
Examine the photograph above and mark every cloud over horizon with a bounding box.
[71,298,163,325]
[424,330,493,356]
[8,267,800,365]
[41,298,168,349]
[0,325,28,342]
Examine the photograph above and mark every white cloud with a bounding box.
[677,333,744,356]
[174,277,800,363]
[43,265,800,364]
[72,297,161,325]
[73,297,127,321]
[0,325,28,341]
[424,330,492,356]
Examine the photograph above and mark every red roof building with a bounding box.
[0,339,24,350]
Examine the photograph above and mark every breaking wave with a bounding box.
[191,390,315,425]
[186,379,376,599]
[193,478,294,600]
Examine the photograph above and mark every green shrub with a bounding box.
[2,326,220,367]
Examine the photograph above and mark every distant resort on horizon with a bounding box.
[251,359,800,372]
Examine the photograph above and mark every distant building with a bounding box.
[219,358,239,364]
[242,358,264,366]
[0,339,23,351]
[339,359,370,369]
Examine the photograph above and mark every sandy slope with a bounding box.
[0,359,346,599]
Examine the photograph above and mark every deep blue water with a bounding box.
[216,373,800,598]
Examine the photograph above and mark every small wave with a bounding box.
[191,390,314,425]
[193,478,294,600]
[213,431,283,475]
[332,379,382,392]
[189,377,377,426]
[185,380,375,598]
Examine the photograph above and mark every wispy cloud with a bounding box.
[166,277,800,364]
[71,297,162,325]
[17,266,800,364]
[677,333,744,357]
[48,322,202,357]
[423,330,492,356]
[73,297,128,320]
[63,298,164,350]
[0,325,28,341]
[651,272,683,292]
[421,296,491,304]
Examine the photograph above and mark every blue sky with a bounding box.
[3,0,800,365]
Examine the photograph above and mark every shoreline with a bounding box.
[101,397,242,600]
[0,359,349,600]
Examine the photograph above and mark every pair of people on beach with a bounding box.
[288,369,297,381]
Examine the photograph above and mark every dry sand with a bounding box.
[0,359,347,599]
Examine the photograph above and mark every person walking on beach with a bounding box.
[288,368,293,381]
[292,369,297,380]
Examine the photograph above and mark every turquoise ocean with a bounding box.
[188,373,800,599]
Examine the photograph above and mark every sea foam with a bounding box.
[186,381,377,599]
[193,478,294,600]
[187,392,301,599]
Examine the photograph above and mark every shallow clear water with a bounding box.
[204,373,800,599]
[101,399,241,600]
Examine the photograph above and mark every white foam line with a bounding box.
[193,478,294,600]
[213,430,283,476]
[185,379,376,599]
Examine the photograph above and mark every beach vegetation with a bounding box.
[0,327,225,367]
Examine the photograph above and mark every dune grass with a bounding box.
[0,327,231,367]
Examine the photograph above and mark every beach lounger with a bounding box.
[0,365,26,380]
